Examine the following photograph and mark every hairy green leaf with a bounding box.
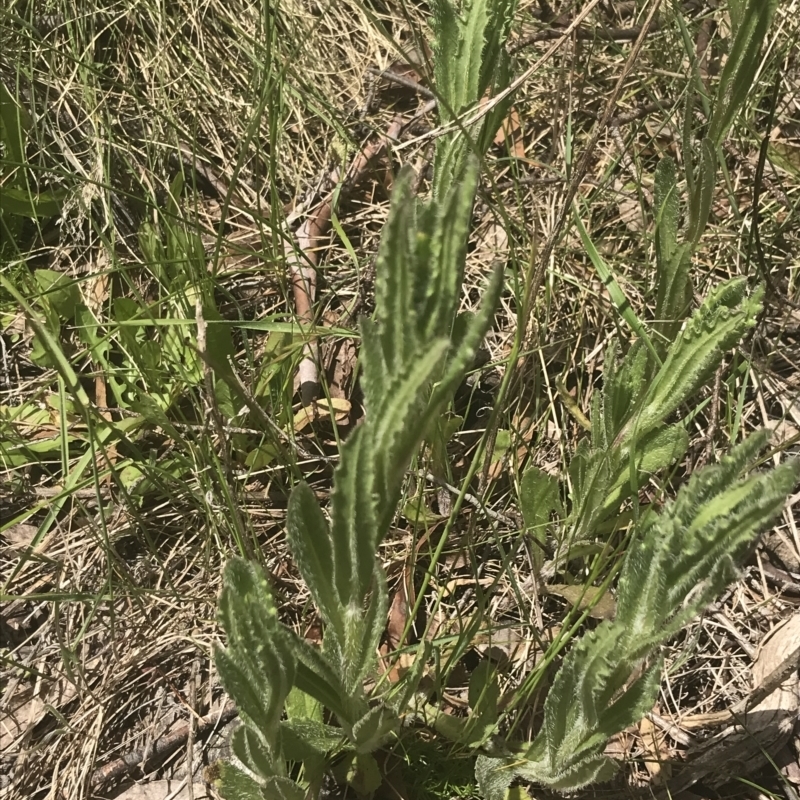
[352,704,400,753]
[653,156,692,347]
[231,726,277,781]
[218,762,266,800]
[686,138,715,247]
[286,482,344,641]
[475,754,514,800]
[519,466,561,571]
[634,279,762,437]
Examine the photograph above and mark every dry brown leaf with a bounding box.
[493,107,526,158]
[1,676,79,753]
[292,397,351,432]
[386,565,414,652]
[674,614,800,789]
[614,178,646,232]
[2,522,39,552]
[639,711,672,782]
[544,583,616,620]
[111,780,214,800]
[751,613,800,729]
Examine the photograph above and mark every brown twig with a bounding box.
[679,641,800,732]
[511,23,658,50]
[510,0,705,52]
[90,700,238,788]
[286,113,410,406]
[366,65,435,99]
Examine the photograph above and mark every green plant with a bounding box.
[214,1,517,794]
[476,0,794,793]
[478,432,798,795]
[214,0,796,797]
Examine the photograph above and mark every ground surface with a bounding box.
[2,1,800,799]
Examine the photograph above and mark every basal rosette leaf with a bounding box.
[216,559,295,749]
[231,726,278,781]
[600,424,688,517]
[418,162,478,342]
[328,423,382,610]
[372,168,420,377]
[218,762,268,800]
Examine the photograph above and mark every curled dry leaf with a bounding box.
[749,613,800,741]
[2,522,39,552]
[1,675,79,754]
[493,107,526,159]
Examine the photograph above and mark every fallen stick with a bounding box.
[90,701,238,788]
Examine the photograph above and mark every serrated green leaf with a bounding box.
[653,157,679,272]
[601,340,654,443]
[353,563,388,685]
[686,138,715,247]
[328,424,381,608]
[652,155,693,347]
[602,424,688,514]
[519,467,561,564]
[216,559,295,748]
[373,168,418,373]
[568,441,611,540]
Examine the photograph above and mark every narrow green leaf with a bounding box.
[373,167,417,372]
[0,186,65,218]
[653,157,679,273]
[707,0,779,147]
[328,424,380,606]
[686,138,715,246]
[573,207,658,362]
